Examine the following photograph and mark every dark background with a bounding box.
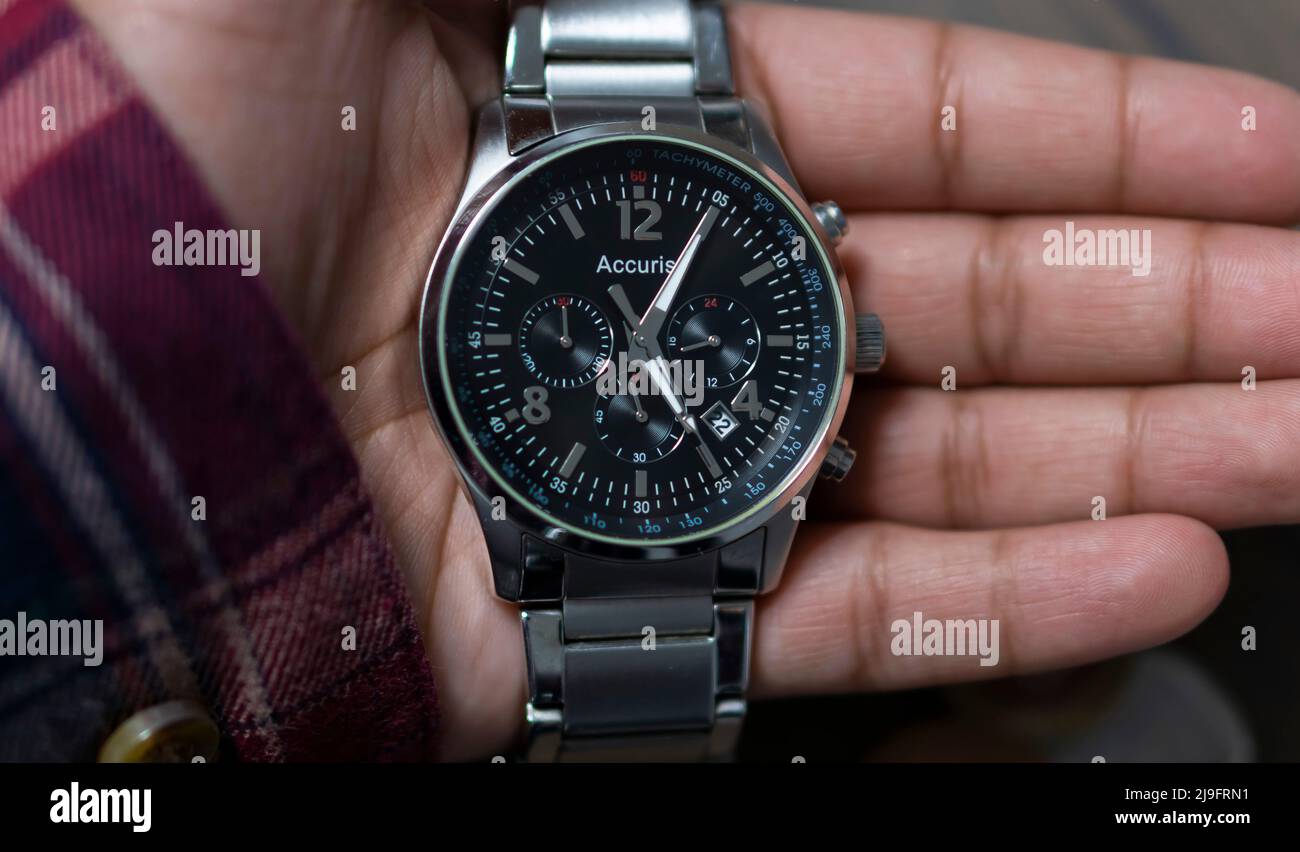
[740,0,1300,762]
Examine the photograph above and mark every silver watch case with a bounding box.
[418,99,856,580]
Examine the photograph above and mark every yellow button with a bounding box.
[98,699,219,763]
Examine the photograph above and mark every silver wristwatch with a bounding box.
[419,0,885,762]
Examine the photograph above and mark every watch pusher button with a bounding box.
[854,313,887,374]
[811,200,848,246]
[819,436,857,482]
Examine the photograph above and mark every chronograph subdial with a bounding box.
[594,389,685,464]
[666,294,760,388]
[518,294,613,388]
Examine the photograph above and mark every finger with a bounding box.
[840,214,1300,386]
[423,1,508,105]
[821,380,1300,531]
[751,515,1228,697]
[728,4,1300,223]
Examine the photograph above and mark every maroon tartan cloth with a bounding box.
[0,0,439,760]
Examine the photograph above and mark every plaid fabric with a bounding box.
[0,0,439,760]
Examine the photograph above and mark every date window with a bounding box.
[702,402,739,441]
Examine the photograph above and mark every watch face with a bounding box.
[433,134,845,544]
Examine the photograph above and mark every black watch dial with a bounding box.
[435,135,844,543]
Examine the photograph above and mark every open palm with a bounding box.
[75,0,1300,761]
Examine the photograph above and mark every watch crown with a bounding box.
[819,436,857,482]
[854,313,886,374]
[811,201,848,246]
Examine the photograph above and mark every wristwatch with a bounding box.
[419,0,885,762]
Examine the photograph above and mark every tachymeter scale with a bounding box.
[438,136,843,542]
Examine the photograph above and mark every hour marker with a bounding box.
[484,333,512,346]
[503,257,539,284]
[759,408,775,422]
[558,442,586,478]
[766,334,794,347]
[504,408,520,422]
[635,470,647,498]
[633,185,647,200]
[740,261,775,287]
[558,204,585,240]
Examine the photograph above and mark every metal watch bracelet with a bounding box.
[502,0,760,763]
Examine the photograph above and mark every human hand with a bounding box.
[74,0,1300,760]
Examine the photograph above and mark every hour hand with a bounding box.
[609,284,652,353]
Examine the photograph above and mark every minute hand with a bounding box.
[636,205,719,344]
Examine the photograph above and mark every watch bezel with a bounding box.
[419,121,856,560]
